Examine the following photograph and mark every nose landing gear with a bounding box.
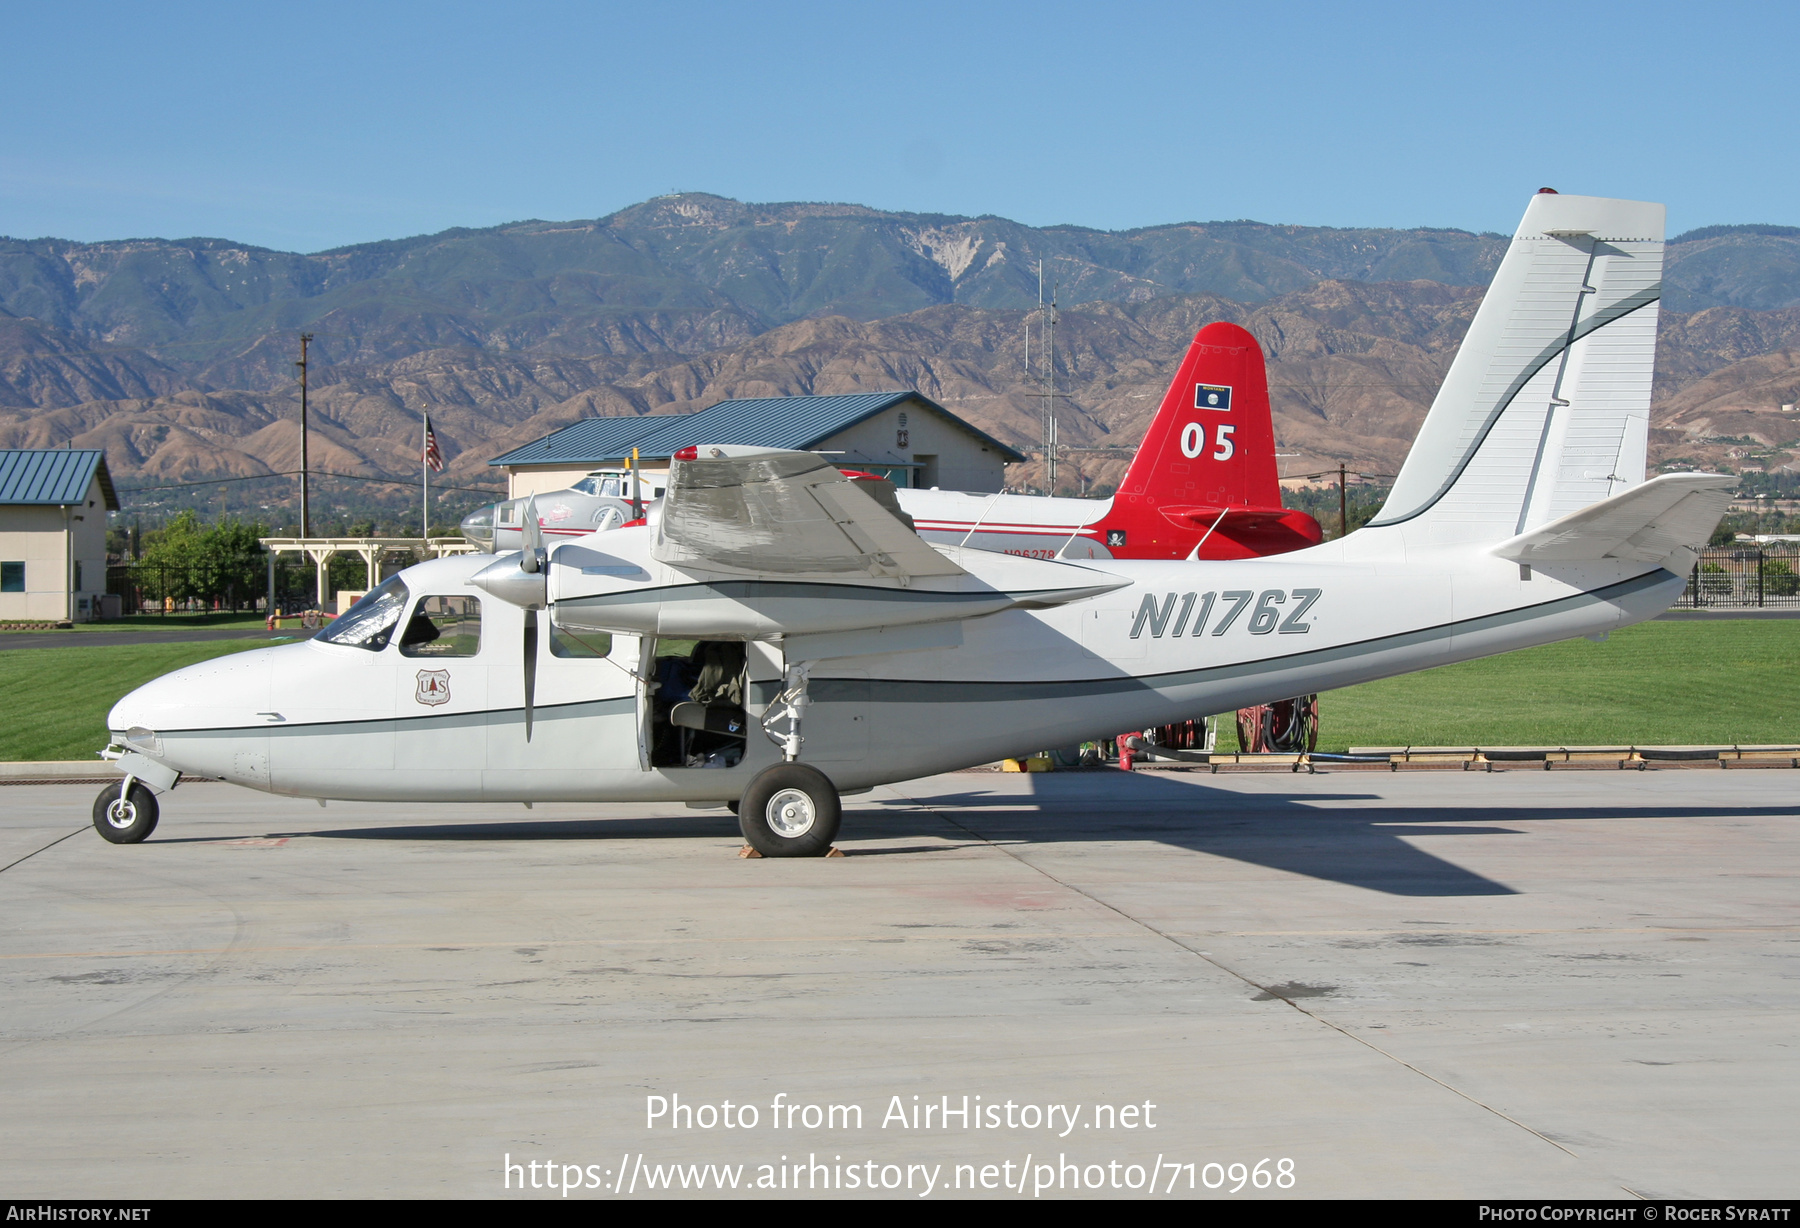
[92,781,160,844]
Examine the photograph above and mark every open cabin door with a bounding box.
[635,637,782,778]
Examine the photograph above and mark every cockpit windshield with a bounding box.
[314,575,409,651]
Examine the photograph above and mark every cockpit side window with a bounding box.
[399,596,483,657]
[570,477,598,496]
[315,576,409,651]
[598,477,623,497]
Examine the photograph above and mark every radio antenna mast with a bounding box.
[1036,261,1058,495]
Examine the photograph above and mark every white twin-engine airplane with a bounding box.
[97,193,1732,856]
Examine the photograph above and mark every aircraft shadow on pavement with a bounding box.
[893,772,1524,898]
[251,770,1800,899]
[883,770,1800,898]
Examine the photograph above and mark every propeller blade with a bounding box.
[523,607,538,742]
[520,495,543,573]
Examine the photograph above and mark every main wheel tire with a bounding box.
[93,782,159,844]
[737,763,840,858]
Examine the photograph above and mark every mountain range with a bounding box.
[3,194,1798,507]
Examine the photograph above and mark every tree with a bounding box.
[138,512,269,609]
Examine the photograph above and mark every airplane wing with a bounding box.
[1489,472,1735,568]
[653,445,965,579]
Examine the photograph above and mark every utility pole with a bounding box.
[1044,261,1051,493]
[296,333,313,537]
[1338,462,1348,539]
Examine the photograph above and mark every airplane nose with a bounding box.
[460,504,496,550]
[107,649,275,752]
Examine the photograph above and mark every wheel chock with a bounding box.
[738,845,844,858]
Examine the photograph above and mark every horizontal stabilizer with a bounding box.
[1160,504,1296,529]
[1490,472,1734,568]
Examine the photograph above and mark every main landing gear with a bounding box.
[92,781,159,844]
[736,762,841,858]
[731,659,841,857]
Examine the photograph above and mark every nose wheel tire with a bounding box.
[738,763,840,857]
[93,782,159,844]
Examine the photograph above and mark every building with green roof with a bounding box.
[0,450,119,622]
[489,391,1026,498]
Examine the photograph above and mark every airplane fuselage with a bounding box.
[109,524,1678,805]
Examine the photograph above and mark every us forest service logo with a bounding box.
[415,669,451,706]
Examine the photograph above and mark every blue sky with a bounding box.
[2,0,1794,251]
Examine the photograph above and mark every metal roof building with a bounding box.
[490,391,1025,499]
[0,450,119,623]
[0,449,119,508]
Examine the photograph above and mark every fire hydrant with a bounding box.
[1119,734,1140,771]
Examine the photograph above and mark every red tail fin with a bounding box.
[1116,321,1281,512]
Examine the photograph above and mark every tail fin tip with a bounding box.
[1372,193,1667,539]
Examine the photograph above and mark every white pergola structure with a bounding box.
[259,537,480,609]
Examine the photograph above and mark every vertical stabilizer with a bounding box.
[1112,320,1320,557]
[1370,192,1664,541]
[1116,321,1282,512]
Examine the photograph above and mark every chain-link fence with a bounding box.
[1675,546,1800,609]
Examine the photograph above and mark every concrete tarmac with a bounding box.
[1,769,1794,1200]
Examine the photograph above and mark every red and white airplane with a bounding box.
[898,321,1323,560]
[463,321,1323,562]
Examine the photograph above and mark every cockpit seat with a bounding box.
[670,702,746,736]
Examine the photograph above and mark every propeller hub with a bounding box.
[470,554,547,609]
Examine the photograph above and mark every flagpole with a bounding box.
[422,413,429,543]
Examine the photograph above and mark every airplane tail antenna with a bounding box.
[1115,321,1281,515]
[1369,193,1666,541]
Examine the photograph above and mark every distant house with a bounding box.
[0,450,119,622]
[488,392,1026,498]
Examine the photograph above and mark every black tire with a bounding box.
[93,782,159,844]
[737,762,840,858]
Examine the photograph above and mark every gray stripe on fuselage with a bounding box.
[159,695,636,740]
[810,569,1672,703]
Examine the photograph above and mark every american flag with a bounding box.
[423,416,444,472]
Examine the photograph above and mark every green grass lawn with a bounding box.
[0,640,268,761]
[2,619,1794,762]
[1288,619,1799,751]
